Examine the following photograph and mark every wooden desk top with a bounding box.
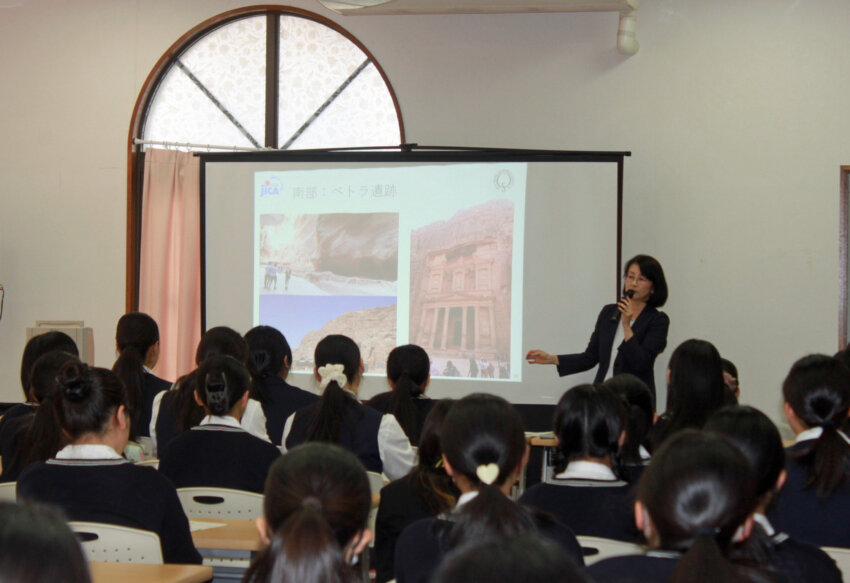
[191,519,263,552]
[90,562,213,583]
[527,436,557,447]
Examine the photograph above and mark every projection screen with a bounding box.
[201,149,627,405]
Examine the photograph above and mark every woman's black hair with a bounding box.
[20,351,80,467]
[706,406,787,568]
[433,533,588,583]
[604,374,654,465]
[19,331,79,400]
[307,335,361,443]
[385,344,430,442]
[639,430,762,583]
[782,354,850,497]
[196,355,251,416]
[651,339,725,451]
[0,502,91,583]
[165,326,249,433]
[440,393,534,548]
[623,254,668,308]
[244,325,292,404]
[408,398,458,516]
[552,384,625,476]
[53,362,128,442]
[113,312,160,440]
[244,442,371,583]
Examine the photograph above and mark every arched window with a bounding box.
[126,6,404,307]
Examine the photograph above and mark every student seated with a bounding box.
[243,443,373,583]
[604,373,654,482]
[112,312,171,440]
[588,430,788,583]
[365,344,436,445]
[244,325,318,446]
[374,399,458,583]
[150,326,269,457]
[519,383,637,542]
[706,406,841,583]
[650,338,726,451]
[17,362,201,564]
[282,334,415,481]
[0,502,91,583]
[769,354,850,548]
[433,534,589,583]
[0,331,79,435]
[159,355,280,493]
[394,393,584,583]
[0,350,79,482]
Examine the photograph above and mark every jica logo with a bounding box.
[260,178,283,197]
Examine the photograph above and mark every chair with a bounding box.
[821,546,850,579]
[0,481,16,502]
[576,535,644,566]
[69,521,163,564]
[177,487,264,519]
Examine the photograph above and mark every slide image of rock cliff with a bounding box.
[259,294,397,375]
[258,212,398,296]
[409,198,514,379]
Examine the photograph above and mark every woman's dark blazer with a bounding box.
[556,304,669,402]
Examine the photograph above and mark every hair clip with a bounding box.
[475,463,500,485]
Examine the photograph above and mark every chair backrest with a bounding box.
[0,481,16,503]
[69,521,163,564]
[576,535,644,566]
[177,487,264,519]
[822,546,850,580]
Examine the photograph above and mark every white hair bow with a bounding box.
[317,363,348,390]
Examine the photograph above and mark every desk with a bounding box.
[191,519,263,553]
[90,562,213,583]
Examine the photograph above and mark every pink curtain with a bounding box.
[139,148,201,382]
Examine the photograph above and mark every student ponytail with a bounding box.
[307,335,361,443]
[20,351,80,467]
[245,325,292,405]
[244,442,371,583]
[196,355,251,417]
[440,394,534,549]
[165,327,248,433]
[54,362,128,441]
[639,430,762,583]
[782,354,850,497]
[113,312,160,440]
[409,399,457,515]
[386,345,430,442]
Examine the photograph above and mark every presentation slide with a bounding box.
[252,164,525,380]
[203,155,620,405]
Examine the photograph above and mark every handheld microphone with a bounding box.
[611,289,634,322]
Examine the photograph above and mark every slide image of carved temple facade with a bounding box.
[409,199,513,377]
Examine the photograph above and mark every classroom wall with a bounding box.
[1,0,848,435]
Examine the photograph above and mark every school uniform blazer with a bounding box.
[374,473,450,583]
[518,475,638,542]
[137,371,172,439]
[158,418,281,493]
[394,509,584,583]
[0,411,31,482]
[588,552,791,583]
[364,392,435,445]
[748,520,842,583]
[556,304,669,400]
[17,454,201,564]
[252,376,318,446]
[769,439,850,548]
[282,393,415,481]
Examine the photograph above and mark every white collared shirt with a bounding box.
[55,443,123,460]
[795,426,850,446]
[753,513,776,537]
[199,415,242,429]
[554,459,619,481]
[455,490,479,509]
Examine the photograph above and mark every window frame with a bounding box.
[125,5,405,310]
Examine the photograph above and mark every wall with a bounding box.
[1,0,848,435]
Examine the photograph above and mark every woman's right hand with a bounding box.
[525,349,558,366]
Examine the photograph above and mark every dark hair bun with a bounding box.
[58,361,90,403]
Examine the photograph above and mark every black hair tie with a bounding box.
[693,526,719,538]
